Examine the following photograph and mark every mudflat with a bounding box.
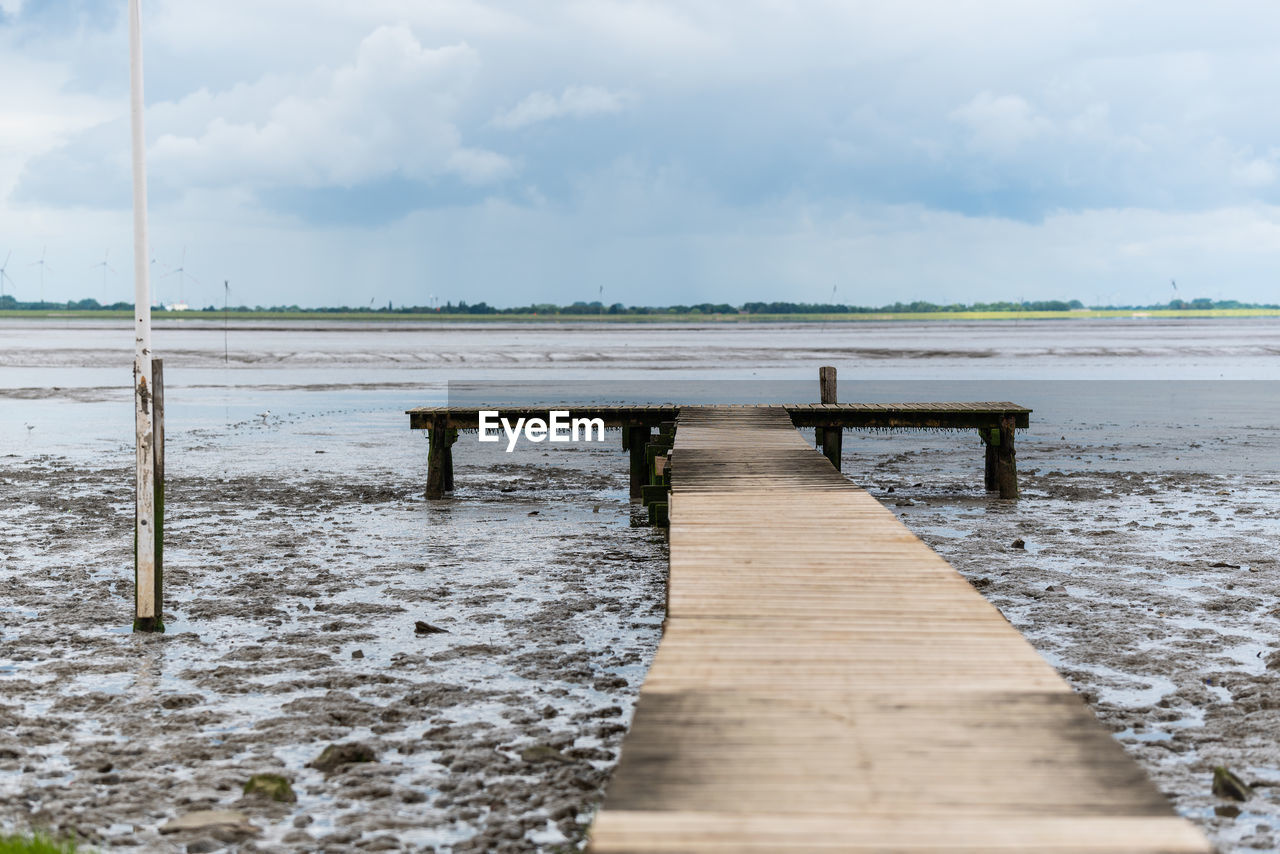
[2,316,1278,852]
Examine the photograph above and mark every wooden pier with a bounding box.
[587,406,1210,853]
[406,402,1030,500]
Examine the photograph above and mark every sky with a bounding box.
[3,0,1280,309]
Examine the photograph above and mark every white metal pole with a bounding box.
[129,0,158,629]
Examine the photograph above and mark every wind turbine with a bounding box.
[0,252,15,300]
[92,250,116,304]
[162,247,198,307]
[28,247,52,302]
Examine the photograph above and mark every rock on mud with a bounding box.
[243,772,297,803]
[520,745,572,764]
[1212,766,1254,801]
[309,742,378,774]
[159,810,260,835]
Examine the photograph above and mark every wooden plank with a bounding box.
[591,813,1209,853]
[405,403,1031,431]
[589,406,1208,854]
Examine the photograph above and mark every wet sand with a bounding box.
[0,441,665,852]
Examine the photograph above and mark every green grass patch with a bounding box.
[0,832,84,854]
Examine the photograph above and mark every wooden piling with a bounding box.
[818,366,841,470]
[426,417,447,500]
[151,359,164,627]
[134,359,165,633]
[443,428,456,492]
[983,428,998,492]
[646,438,673,486]
[996,414,1018,499]
[628,425,650,500]
[642,484,668,506]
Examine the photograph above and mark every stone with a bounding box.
[520,744,572,764]
[243,772,296,803]
[1212,766,1253,801]
[309,742,377,773]
[160,810,260,835]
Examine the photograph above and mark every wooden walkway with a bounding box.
[589,406,1209,853]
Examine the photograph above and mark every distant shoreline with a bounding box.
[2,308,1279,323]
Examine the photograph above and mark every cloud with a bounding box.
[12,23,514,212]
[148,26,510,190]
[950,91,1053,154]
[14,1,1280,306]
[491,86,628,129]
[1230,153,1278,188]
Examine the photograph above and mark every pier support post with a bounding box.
[996,415,1018,499]
[426,417,447,500]
[443,428,457,493]
[628,425,650,500]
[982,428,998,492]
[818,366,841,471]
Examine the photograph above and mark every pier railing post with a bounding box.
[818,366,841,470]
[996,415,1018,499]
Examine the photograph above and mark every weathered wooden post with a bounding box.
[818,366,841,470]
[130,0,162,632]
[996,414,1018,499]
[443,428,457,493]
[426,417,447,499]
[627,425,650,500]
[982,427,998,492]
[151,359,164,623]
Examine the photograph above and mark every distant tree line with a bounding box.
[2,294,1277,315]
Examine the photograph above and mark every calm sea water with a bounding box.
[1,316,1278,474]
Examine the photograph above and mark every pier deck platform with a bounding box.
[587,406,1209,853]
[407,402,1032,499]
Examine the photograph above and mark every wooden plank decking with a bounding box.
[406,402,1031,431]
[589,406,1209,853]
